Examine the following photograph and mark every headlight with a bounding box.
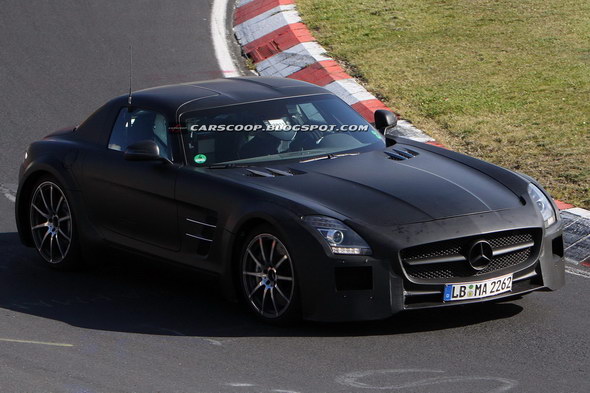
[527,183,556,228]
[303,216,372,255]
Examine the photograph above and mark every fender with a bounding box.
[397,137,530,198]
[15,141,94,248]
[216,200,310,301]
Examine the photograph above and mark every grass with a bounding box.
[297,0,590,208]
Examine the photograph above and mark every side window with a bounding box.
[108,108,171,159]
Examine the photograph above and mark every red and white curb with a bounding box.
[232,0,432,142]
[231,0,590,268]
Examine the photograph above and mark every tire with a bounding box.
[28,175,82,269]
[238,224,300,324]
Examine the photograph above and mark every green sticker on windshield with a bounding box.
[194,154,207,164]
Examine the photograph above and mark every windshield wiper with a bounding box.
[207,163,251,169]
[330,152,360,158]
[299,152,360,163]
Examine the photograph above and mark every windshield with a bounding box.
[180,94,385,166]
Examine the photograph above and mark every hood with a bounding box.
[223,145,524,226]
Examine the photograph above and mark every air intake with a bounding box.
[245,168,297,177]
[385,148,419,161]
[400,229,540,281]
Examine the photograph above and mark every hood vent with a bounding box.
[385,148,419,161]
[246,167,298,177]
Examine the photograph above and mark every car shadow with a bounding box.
[0,231,524,338]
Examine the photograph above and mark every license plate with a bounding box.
[443,274,513,301]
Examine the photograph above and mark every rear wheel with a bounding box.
[29,176,81,269]
[239,226,300,323]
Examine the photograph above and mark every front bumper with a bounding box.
[290,210,565,322]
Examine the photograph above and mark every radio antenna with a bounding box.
[127,44,133,105]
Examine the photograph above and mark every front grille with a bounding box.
[400,229,539,281]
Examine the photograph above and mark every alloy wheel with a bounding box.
[241,233,295,319]
[29,181,72,264]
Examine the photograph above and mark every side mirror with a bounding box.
[374,110,398,134]
[124,140,164,162]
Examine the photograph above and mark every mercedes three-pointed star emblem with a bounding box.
[467,240,494,271]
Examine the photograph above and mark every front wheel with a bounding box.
[29,176,81,269]
[239,226,300,323]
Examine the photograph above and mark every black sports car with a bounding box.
[16,77,565,322]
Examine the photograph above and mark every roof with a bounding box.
[123,77,331,120]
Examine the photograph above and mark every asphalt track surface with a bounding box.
[0,2,589,392]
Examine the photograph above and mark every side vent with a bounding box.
[385,148,419,161]
[185,216,217,256]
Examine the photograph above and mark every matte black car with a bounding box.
[15,77,565,322]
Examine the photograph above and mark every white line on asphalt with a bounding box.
[336,369,517,392]
[149,326,224,345]
[0,183,16,202]
[227,383,256,387]
[565,264,590,278]
[0,338,73,347]
[211,0,241,77]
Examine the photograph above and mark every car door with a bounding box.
[81,106,180,252]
